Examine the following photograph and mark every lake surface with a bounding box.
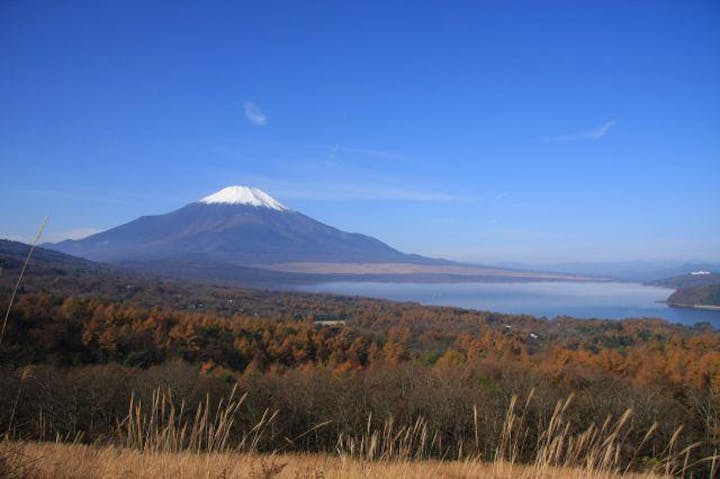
[295,281,720,328]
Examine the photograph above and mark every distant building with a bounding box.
[690,271,711,275]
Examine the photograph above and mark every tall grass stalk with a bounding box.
[120,385,277,454]
[334,389,719,476]
[0,217,47,345]
[336,416,441,462]
[3,384,719,476]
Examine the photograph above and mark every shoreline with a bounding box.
[666,302,720,311]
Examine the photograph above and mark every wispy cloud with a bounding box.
[211,140,404,163]
[2,227,104,244]
[0,233,31,243]
[325,185,472,203]
[238,177,476,204]
[545,120,616,142]
[17,189,133,205]
[327,144,405,161]
[243,101,267,126]
[204,140,466,203]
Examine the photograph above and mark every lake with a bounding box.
[295,281,720,328]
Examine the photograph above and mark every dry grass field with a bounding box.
[1,441,667,479]
[2,387,713,478]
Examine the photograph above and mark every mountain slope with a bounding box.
[649,272,720,289]
[47,186,435,266]
[44,186,591,284]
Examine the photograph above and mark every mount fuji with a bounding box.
[48,186,434,266]
[46,186,584,284]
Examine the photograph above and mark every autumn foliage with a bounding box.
[1,288,719,475]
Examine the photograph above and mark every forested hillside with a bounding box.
[1,240,719,475]
[668,284,720,308]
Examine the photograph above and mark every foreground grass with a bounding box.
[2,441,666,479]
[3,386,713,478]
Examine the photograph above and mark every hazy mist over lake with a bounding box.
[297,281,720,328]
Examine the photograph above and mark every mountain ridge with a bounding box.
[47,186,445,266]
[44,186,588,284]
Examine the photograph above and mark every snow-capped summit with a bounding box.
[199,186,287,211]
[47,183,424,266]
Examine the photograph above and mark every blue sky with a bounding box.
[1,1,718,263]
